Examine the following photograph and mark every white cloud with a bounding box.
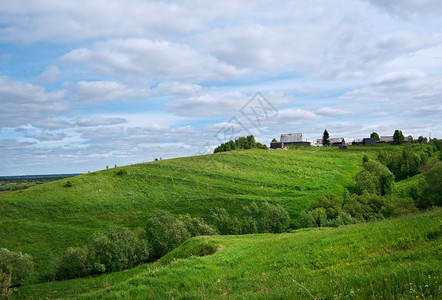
[36,65,62,84]
[0,76,68,127]
[32,117,72,130]
[72,80,150,104]
[61,39,247,82]
[76,117,128,127]
[26,132,67,141]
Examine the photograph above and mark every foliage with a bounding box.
[146,211,190,259]
[115,169,127,176]
[210,207,242,235]
[0,248,33,287]
[417,161,442,209]
[378,145,430,180]
[271,138,277,143]
[393,130,404,144]
[179,214,217,237]
[51,227,149,280]
[18,211,442,299]
[370,132,380,141]
[214,135,267,153]
[416,136,428,144]
[322,129,330,146]
[63,180,73,187]
[355,160,394,196]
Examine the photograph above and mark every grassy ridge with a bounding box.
[17,209,442,299]
[0,145,399,280]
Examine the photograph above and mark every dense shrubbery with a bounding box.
[210,202,290,234]
[0,248,33,297]
[377,145,431,179]
[50,226,149,280]
[417,161,442,209]
[214,135,267,153]
[298,192,417,228]
[355,160,394,196]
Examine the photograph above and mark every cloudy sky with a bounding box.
[1,0,442,175]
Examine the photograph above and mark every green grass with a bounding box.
[16,209,442,299]
[0,145,406,281]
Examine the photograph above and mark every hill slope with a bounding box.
[17,209,441,299]
[0,145,401,280]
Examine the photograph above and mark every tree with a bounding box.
[322,130,330,146]
[271,138,277,143]
[417,136,428,144]
[145,211,190,259]
[417,161,442,208]
[0,248,33,287]
[393,130,404,144]
[370,132,380,141]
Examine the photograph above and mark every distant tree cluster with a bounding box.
[214,135,267,153]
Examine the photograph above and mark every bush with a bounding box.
[51,226,149,280]
[88,226,149,274]
[355,161,394,196]
[0,248,33,287]
[51,246,89,280]
[115,169,127,176]
[258,202,290,233]
[417,161,442,209]
[180,214,217,237]
[63,181,73,187]
[210,207,242,235]
[146,211,190,259]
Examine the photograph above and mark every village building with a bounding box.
[270,133,310,149]
[316,138,345,146]
[379,136,394,143]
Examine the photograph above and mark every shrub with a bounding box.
[381,196,417,218]
[297,210,317,228]
[52,226,149,280]
[258,202,290,233]
[51,246,89,280]
[146,211,190,259]
[311,194,342,219]
[417,161,442,209]
[355,161,394,195]
[115,169,127,176]
[0,248,33,287]
[180,214,217,237]
[210,207,242,235]
[63,181,73,187]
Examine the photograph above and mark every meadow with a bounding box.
[1,146,391,281]
[16,209,441,299]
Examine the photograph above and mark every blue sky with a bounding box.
[1,0,442,175]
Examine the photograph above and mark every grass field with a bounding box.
[15,209,441,299]
[0,144,409,282]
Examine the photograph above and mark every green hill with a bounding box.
[17,209,441,299]
[0,145,418,281]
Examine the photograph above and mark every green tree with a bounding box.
[393,130,404,144]
[0,248,33,287]
[417,161,442,208]
[146,211,190,259]
[271,138,277,143]
[370,132,380,141]
[322,129,330,146]
[417,136,428,144]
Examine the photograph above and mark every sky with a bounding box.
[1,0,442,175]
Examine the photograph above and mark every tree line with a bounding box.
[214,135,267,153]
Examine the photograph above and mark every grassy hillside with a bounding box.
[16,209,441,299]
[0,145,403,280]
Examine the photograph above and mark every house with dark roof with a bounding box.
[270,133,310,149]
